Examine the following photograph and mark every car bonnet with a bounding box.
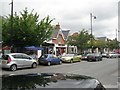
[1,73,105,89]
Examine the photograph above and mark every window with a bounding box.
[22,55,31,59]
[12,55,22,59]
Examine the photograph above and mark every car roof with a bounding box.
[7,53,28,55]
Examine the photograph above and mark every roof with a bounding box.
[96,37,107,41]
[52,24,70,41]
[52,29,70,40]
[62,30,70,40]
[52,29,59,39]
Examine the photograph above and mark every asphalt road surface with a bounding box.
[2,58,118,89]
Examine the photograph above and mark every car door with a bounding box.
[73,54,78,62]
[21,54,33,67]
[53,55,60,64]
[12,54,25,68]
[49,55,54,64]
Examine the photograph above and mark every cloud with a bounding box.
[0,0,119,39]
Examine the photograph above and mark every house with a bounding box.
[95,37,107,41]
[95,37,109,53]
[42,23,77,56]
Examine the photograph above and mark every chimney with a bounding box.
[55,23,60,30]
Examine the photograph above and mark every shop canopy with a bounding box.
[25,46,44,50]
[2,46,11,50]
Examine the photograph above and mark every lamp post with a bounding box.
[9,0,13,30]
[9,0,14,52]
[90,13,96,53]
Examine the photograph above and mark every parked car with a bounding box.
[2,73,106,90]
[61,54,81,63]
[87,53,102,62]
[2,53,38,71]
[106,52,120,58]
[81,54,88,60]
[102,53,107,58]
[39,54,62,66]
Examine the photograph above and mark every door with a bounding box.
[21,54,33,67]
[52,55,60,64]
[12,54,26,68]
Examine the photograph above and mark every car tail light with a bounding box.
[7,57,12,63]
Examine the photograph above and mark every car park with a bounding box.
[61,54,81,63]
[38,54,62,66]
[87,53,102,62]
[2,73,106,90]
[2,53,38,71]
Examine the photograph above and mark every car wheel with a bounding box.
[32,63,37,68]
[88,59,91,62]
[70,59,73,63]
[96,58,99,61]
[10,64,17,71]
[47,62,51,66]
[59,60,62,64]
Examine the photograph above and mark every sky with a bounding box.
[0,0,119,40]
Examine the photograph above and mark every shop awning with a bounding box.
[2,46,11,50]
[25,46,44,50]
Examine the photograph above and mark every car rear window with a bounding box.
[2,55,9,60]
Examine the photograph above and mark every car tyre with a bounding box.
[59,60,62,64]
[32,63,37,68]
[47,62,51,66]
[10,64,17,71]
[70,59,73,63]
[88,59,91,62]
[96,58,99,61]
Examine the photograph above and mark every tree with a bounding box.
[0,16,2,42]
[2,8,54,48]
[106,39,119,50]
[68,29,91,54]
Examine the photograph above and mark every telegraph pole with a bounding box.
[116,29,117,40]
[10,0,13,31]
[90,13,96,53]
[9,0,14,51]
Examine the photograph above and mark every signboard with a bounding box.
[37,50,42,58]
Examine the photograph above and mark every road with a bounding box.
[2,58,118,89]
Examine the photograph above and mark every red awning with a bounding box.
[2,46,11,50]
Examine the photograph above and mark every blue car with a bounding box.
[39,54,62,66]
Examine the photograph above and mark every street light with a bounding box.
[90,13,96,53]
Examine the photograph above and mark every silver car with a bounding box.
[106,52,120,58]
[2,53,38,71]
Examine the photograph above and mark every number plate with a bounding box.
[2,60,7,64]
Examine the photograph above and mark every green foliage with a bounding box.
[106,39,119,50]
[93,40,106,48]
[68,29,91,52]
[0,16,2,41]
[68,29,119,52]
[2,8,53,47]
